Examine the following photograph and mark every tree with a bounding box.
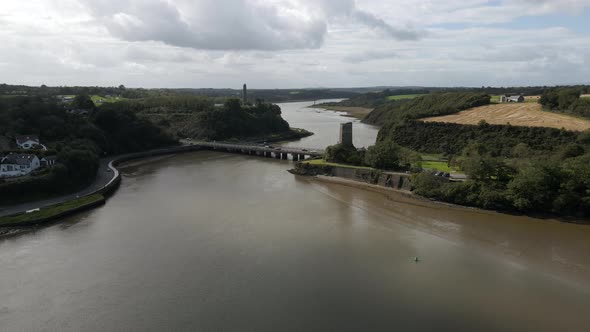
[365,141,399,169]
[224,98,242,112]
[57,149,99,183]
[72,94,95,109]
[507,166,559,212]
[461,154,515,183]
[557,88,581,110]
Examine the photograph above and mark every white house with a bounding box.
[500,94,525,103]
[0,154,41,178]
[15,135,40,150]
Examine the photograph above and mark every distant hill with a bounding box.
[365,92,491,126]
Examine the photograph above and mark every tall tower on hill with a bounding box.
[243,84,247,104]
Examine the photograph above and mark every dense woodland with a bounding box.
[540,87,590,119]
[0,96,174,203]
[100,97,295,140]
[365,92,491,126]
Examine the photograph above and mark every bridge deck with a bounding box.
[194,142,324,157]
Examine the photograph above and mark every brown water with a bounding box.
[1,101,590,331]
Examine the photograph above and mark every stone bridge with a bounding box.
[195,141,324,161]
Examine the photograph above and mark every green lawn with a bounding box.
[0,194,104,226]
[490,95,501,103]
[421,161,458,173]
[386,94,426,101]
[304,159,374,170]
[91,95,125,104]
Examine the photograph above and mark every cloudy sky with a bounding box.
[1,0,590,88]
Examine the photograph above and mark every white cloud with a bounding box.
[0,0,589,88]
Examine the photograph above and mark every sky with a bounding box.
[1,0,590,89]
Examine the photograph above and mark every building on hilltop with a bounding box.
[15,135,40,150]
[500,94,524,103]
[339,122,353,147]
[0,153,41,178]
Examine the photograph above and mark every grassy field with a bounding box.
[421,161,457,172]
[386,94,426,101]
[62,95,124,104]
[0,194,104,226]
[304,159,374,170]
[422,103,590,131]
[582,94,590,99]
[91,95,125,104]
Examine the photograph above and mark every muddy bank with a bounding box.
[313,105,373,119]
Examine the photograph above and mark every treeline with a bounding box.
[324,140,421,172]
[319,88,431,109]
[0,84,149,99]
[381,121,580,156]
[540,87,590,119]
[97,96,294,141]
[99,96,215,114]
[185,99,291,140]
[0,84,360,103]
[365,92,490,126]
[0,96,175,203]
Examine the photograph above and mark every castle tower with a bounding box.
[243,84,247,104]
[339,122,353,147]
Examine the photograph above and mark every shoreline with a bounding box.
[303,175,590,289]
[311,105,373,120]
[315,173,589,224]
[0,133,316,235]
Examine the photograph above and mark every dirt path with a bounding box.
[422,103,590,131]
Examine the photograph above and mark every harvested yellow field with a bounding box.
[422,103,590,131]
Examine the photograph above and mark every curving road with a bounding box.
[0,158,116,217]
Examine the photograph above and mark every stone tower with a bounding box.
[243,84,247,104]
[339,122,353,147]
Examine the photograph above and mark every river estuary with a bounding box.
[1,101,590,331]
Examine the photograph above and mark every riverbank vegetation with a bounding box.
[0,194,104,226]
[314,90,590,218]
[369,92,590,218]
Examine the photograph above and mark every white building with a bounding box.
[499,94,525,103]
[0,154,41,178]
[15,135,40,150]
